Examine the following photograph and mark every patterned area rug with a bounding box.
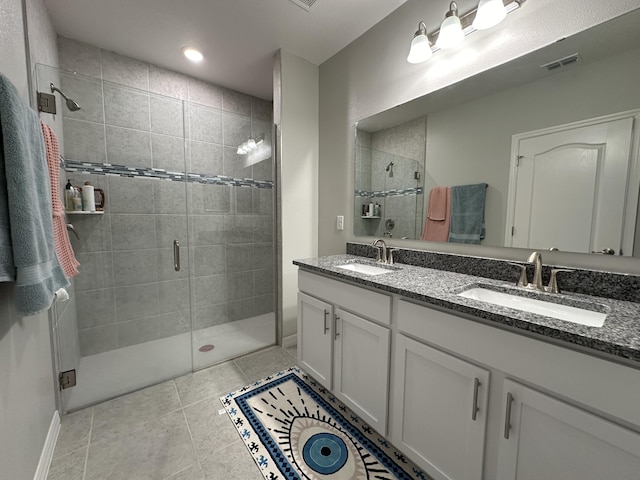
[220,367,430,480]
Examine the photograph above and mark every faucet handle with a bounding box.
[388,248,399,265]
[546,268,573,293]
[508,263,528,287]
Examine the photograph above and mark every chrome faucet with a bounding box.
[511,251,572,293]
[371,238,388,264]
[527,251,544,291]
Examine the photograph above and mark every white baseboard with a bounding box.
[33,410,60,480]
[282,334,297,349]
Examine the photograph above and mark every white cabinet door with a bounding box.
[297,292,333,389]
[392,334,490,480]
[497,379,640,480]
[333,308,390,434]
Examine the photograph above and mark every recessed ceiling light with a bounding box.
[183,47,203,63]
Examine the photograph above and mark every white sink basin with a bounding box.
[458,287,607,327]
[336,263,394,276]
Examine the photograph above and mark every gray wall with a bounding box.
[319,0,640,274]
[56,37,274,356]
[278,50,319,340]
[0,0,59,478]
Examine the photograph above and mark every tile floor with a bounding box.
[48,345,298,480]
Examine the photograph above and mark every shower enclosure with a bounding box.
[354,117,426,240]
[354,147,424,239]
[37,62,277,412]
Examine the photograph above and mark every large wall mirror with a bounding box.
[354,9,640,257]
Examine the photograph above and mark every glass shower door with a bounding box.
[37,64,194,411]
[185,100,276,370]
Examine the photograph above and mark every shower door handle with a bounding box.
[173,240,180,272]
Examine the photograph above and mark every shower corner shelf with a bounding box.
[361,216,381,219]
[66,211,104,215]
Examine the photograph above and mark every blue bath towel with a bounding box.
[0,73,69,316]
[449,183,487,244]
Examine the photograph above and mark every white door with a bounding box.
[333,308,390,434]
[392,334,490,480]
[506,114,637,255]
[497,379,640,480]
[297,292,333,389]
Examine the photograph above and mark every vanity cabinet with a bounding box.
[297,270,392,433]
[393,334,490,480]
[396,298,640,480]
[497,379,640,480]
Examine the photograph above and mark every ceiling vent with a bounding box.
[287,0,318,11]
[541,53,582,71]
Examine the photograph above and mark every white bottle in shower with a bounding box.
[82,181,96,212]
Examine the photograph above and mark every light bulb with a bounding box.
[182,47,203,63]
[436,2,464,50]
[247,138,257,150]
[407,33,432,64]
[473,0,507,30]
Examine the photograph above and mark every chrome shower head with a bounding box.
[50,83,81,111]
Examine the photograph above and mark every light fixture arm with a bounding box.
[445,1,459,19]
[414,21,427,38]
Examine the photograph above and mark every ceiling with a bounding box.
[45,0,408,100]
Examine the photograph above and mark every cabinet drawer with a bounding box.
[298,270,391,325]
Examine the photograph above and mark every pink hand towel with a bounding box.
[41,122,80,278]
[421,186,451,242]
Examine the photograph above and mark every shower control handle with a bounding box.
[173,240,180,272]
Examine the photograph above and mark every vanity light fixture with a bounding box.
[182,47,204,63]
[236,135,264,155]
[436,2,464,50]
[407,0,526,64]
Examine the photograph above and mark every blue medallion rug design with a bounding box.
[220,367,430,480]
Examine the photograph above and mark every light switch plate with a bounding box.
[336,215,344,230]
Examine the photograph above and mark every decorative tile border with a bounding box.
[63,158,273,189]
[355,187,423,198]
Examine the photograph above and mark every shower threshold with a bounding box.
[64,313,275,412]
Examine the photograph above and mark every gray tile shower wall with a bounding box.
[346,242,640,303]
[58,36,274,356]
[354,117,425,240]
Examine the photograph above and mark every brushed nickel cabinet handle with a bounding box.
[504,392,514,439]
[334,314,340,339]
[173,240,180,272]
[471,378,481,421]
[323,310,329,334]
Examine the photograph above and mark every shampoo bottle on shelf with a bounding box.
[64,180,74,211]
[82,181,96,212]
[72,186,82,211]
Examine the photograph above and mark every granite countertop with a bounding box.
[293,254,640,367]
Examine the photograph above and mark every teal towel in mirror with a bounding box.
[449,183,487,244]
